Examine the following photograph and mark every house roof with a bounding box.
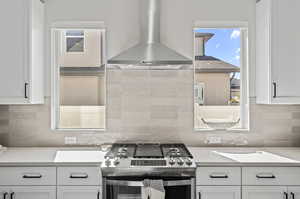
[195,33,214,43]
[195,56,240,73]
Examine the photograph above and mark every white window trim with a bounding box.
[50,21,107,132]
[193,21,250,132]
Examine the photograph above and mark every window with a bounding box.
[195,83,205,105]
[52,27,106,131]
[194,23,249,131]
[66,30,85,53]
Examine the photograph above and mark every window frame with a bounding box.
[50,21,107,132]
[193,21,250,132]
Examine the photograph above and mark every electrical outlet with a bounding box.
[206,136,222,144]
[64,137,77,145]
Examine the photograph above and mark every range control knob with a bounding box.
[185,158,193,166]
[177,158,184,166]
[169,158,176,166]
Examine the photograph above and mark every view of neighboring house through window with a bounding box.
[194,27,248,130]
[52,28,106,131]
[66,30,85,53]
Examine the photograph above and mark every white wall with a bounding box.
[45,0,256,97]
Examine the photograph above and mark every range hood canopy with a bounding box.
[108,0,192,66]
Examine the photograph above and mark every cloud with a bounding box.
[235,55,240,60]
[215,44,220,49]
[231,30,240,39]
[235,48,241,54]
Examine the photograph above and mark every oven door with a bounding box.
[104,177,195,199]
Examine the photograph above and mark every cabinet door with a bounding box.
[57,186,101,199]
[197,186,241,199]
[272,0,300,99]
[0,0,27,103]
[242,186,287,199]
[0,0,44,104]
[288,187,300,199]
[7,186,56,199]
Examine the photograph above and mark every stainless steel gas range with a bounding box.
[101,143,196,199]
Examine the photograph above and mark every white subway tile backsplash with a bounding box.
[0,68,300,147]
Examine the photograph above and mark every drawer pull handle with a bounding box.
[10,192,14,199]
[209,174,228,179]
[3,192,8,199]
[256,174,276,179]
[291,192,295,199]
[70,173,89,179]
[23,174,42,179]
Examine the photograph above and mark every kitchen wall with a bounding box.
[1,0,300,147]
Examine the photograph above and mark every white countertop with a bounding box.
[0,147,106,166]
[0,147,300,166]
[189,147,300,166]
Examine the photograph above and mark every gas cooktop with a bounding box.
[102,143,195,170]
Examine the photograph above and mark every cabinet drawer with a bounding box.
[242,167,300,185]
[0,167,56,185]
[58,167,101,186]
[196,167,241,185]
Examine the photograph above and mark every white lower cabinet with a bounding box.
[242,186,300,199]
[197,186,241,199]
[57,186,101,199]
[0,186,56,199]
[288,187,300,199]
[242,186,287,199]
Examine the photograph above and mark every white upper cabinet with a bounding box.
[0,0,44,104]
[256,0,300,104]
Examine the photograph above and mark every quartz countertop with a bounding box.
[0,147,300,166]
[0,147,106,166]
[189,147,300,166]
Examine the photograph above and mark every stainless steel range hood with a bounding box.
[108,0,192,66]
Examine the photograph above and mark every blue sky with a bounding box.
[195,28,241,67]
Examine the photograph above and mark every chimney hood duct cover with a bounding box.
[108,0,192,66]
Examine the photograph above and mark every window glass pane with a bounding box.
[194,28,244,130]
[55,29,105,130]
[59,75,105,129]
[61,29,102,67]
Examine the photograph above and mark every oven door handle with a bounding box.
[105,179,192,187]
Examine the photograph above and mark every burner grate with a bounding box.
[105,143,193,159]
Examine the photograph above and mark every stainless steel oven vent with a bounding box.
[108,0,192,66]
